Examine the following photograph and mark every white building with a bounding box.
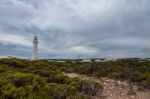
[32,36,38,60]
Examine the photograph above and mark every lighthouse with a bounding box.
[32,35,38,60]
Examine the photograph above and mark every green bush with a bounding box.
[0,59,102,99]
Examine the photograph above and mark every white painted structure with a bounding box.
[32,36,38,60]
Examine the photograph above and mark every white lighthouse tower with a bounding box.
[32,35,38,60]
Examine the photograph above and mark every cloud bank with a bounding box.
[0,0,150,58]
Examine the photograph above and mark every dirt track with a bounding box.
[65,73,150,99]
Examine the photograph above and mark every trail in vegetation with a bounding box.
[64,73,150,99]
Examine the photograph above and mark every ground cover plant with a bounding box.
[0,58,102,99]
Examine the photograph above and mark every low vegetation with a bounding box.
[53,60,150,90]
[0,59,101,99]
[0,58,149,99]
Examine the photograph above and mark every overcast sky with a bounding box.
[0,0,150,59]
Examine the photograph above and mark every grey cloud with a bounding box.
[0,0,150,58]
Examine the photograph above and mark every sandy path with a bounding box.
[64,73,150,99]
[98,78,150,99]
